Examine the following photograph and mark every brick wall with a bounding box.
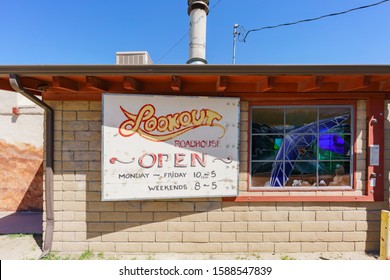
[44,100,388,256]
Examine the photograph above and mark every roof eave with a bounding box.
[1,64,390,77]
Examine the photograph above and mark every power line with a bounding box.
[155,0,224,63]
[155,32,189,64]
[242,0,389,42]
[210,0,224,10]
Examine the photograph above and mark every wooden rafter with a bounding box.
[20,77,50,93]
[256,76,274,92]
[1,68,390,97]
[380,79,390,91]
[86,76,109,91]
[0,78,13,91]
[338,76,370,92]
[171,76,181,92]
[52,76,79,92]
[298,76,322,92]
[216,76,228,92]
[123,76,140,91]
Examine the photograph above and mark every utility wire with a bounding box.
[242,0,389,42]
[155,32,189,64]
[155,0,224,63]
[210,0,224,10]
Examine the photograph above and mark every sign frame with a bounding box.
[102,93,240,201]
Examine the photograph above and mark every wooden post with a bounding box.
[380,210,390,260]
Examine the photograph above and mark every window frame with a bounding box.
[225,98,386,203]
[249,104,355,191]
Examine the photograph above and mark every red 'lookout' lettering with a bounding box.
[118,104,225,141]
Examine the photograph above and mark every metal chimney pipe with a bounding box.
[187,0,209,64]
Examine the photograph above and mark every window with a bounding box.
[250,105,353,190]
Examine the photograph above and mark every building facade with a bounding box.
[0,65,389,256]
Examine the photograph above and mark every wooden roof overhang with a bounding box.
[1,64,390,100]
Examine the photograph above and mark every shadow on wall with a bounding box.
[0,212,43,234]
[84,181,384,254]
[80,153,222,240]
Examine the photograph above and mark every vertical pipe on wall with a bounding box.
[9,74,54,258]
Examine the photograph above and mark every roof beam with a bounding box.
[171,76,181,92]
[123,76,140,91]
[216,76,228,92]
[0,78,13,91]
[380,79,390,91]
[338,76,370,92]
[256,76,274,92]
[298,76,322,92]
[85,76,109,91]
[20,77,50,93]
[52,76,79,92]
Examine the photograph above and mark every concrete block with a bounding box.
[143,243,169,253]
[183,232,209,243]
[222,243,247,253]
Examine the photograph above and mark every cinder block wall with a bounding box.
[44,100,388,255]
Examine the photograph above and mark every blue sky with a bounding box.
[1,0,389,65]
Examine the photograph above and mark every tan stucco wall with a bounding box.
[44,99,389,256]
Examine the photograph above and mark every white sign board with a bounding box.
[102,94,240,200]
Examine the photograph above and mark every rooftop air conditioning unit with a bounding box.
[116,51,154,65]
